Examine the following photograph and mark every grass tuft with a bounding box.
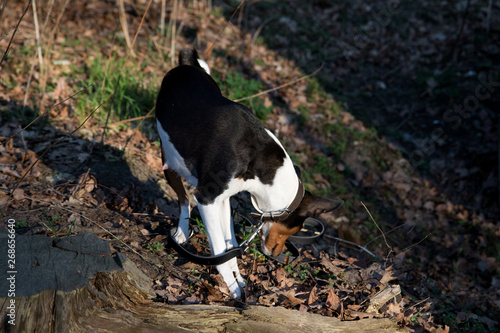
[74,55,158,124]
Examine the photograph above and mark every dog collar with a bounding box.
[249,179,305,222]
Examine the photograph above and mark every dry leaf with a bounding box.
[308,285,318,305]
[386,302,402,316]
[325,288,341,312]
[380,266,397,285]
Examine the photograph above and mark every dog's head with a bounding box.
[260,191,343,257]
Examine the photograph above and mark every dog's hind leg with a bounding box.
[162,151,190,244]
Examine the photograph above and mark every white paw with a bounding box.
[218,262,244,298]
[173,228,188,244]
[237,280,246,290]
[235,272,246,289]
[227,280,242,299]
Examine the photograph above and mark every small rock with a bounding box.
[477,261,489,272]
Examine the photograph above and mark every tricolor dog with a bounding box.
[156,49,343,298]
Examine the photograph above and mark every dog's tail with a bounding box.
[178,48,210,74]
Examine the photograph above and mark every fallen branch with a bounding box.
[366,284,401,313]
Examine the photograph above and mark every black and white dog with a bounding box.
[156,49,343,298]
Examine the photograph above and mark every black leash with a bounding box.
[167,214,325,266]
[169,227,244,266]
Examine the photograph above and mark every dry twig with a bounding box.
[205,0,246,57]
[361,201,393,258]
[234,63,324,103]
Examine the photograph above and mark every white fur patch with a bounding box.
[197,59,210,75]
[157,119,198,186]
[246,129,299,212]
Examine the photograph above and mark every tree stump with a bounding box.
[0,231,403,332]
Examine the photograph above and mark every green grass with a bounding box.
[147,242,165,254]
[74,54,158,125]
[14,219,28,229]
[191,216,206,235]
[41,211,61,236]
[301,154,348,197]
[212,69,272,120]
[285,262,310,281]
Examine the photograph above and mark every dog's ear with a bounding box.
[302,194,343,217]
[179,48,200,67]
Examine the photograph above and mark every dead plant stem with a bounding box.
[107,113,155,127]
[206,0,246,57]
[31,0,43,73]
[401,233,430,254]
[22,53,38,115]
[117,0,134,54]
[0,0,6,21]
[160,0,166,38]
[169,0,178,65]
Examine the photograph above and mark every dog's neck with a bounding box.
[250,177,304,222]
[247,152,300,213]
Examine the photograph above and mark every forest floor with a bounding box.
[1,1,499,332]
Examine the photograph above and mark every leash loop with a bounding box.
[168,213,325,266]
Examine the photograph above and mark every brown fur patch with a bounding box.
[265,223,301,256]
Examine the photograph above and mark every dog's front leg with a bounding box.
[220,198,245,289]
[196,201,242,298]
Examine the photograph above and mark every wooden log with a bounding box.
[0,231,403,332]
